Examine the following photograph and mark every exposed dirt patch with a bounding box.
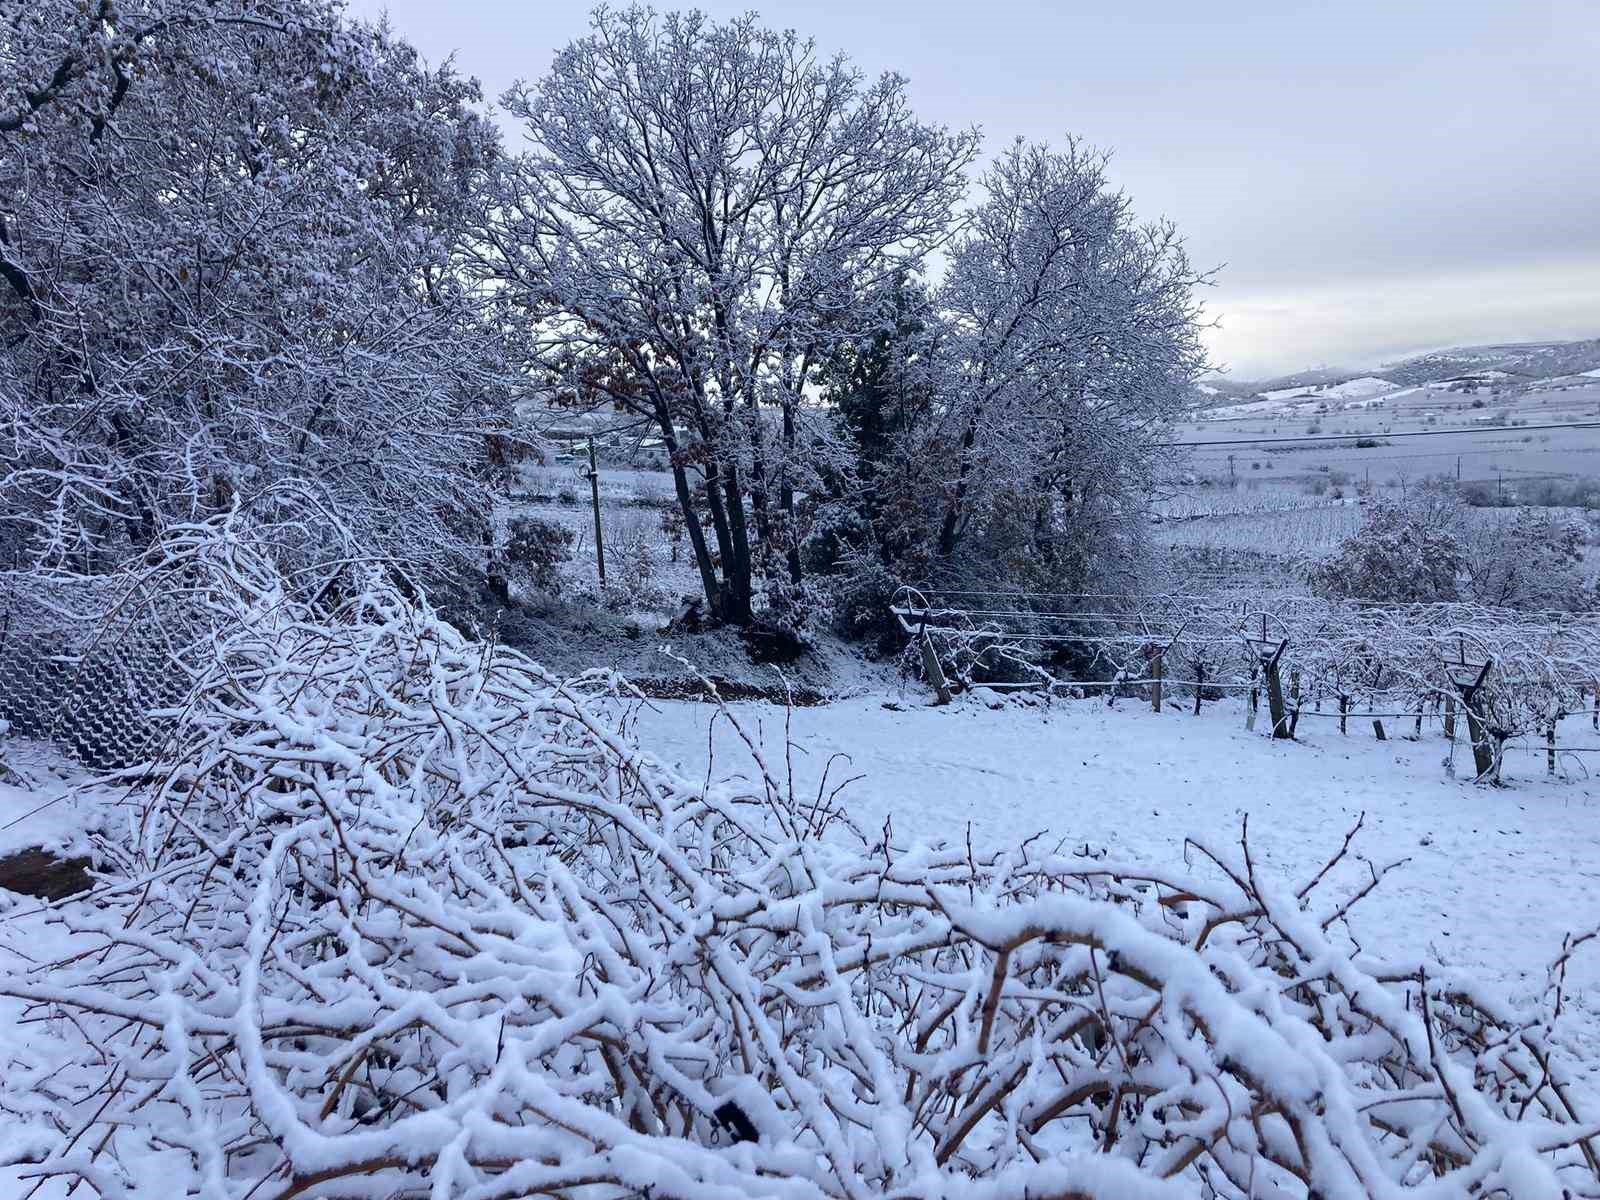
[0,847,93,901]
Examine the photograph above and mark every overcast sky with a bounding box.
[348,0,1600,380]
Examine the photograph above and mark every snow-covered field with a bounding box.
[630,690,1600,1022]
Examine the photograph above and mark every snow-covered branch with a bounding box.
[1,519,1593,1197]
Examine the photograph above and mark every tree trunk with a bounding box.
[936,415,981,558]
[719,463,754,626]
[781,397,802,585]
[660,424,722,619]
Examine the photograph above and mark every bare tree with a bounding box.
[928,139,1210,591]
[480,7,978,625]
[0,0,515,589]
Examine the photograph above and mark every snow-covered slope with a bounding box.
[1199,336,1600,417]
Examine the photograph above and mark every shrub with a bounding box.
[504,514,575,592]
[604,508,668,608]
[1307,497,1464,602]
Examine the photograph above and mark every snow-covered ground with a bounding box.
[5,686,1600,1192]
[11,690,1587,1018]
[629,690,1600,1020]
[0,742,100,864]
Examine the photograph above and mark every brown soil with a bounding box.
[0,847,93,901]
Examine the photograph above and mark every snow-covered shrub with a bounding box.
[819,552,907,653]
[1308,497,1465,603]
[500,514,575,596]
[602,508,669,610]
[2,525,1598,1197]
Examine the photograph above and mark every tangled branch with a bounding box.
[1,524,1594,1198]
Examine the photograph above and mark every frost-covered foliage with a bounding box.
[481,7,979,627]
[1307,497,1465,603]
[814,142,1210,606]
[0,0,515,586]
[2,520,1596,1197]
[495,513,575,601]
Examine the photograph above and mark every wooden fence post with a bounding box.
[1193,663,1205,715]
[1264,651,1291,739]
[1372,718,1386,741]
[1151,651,1163,713]
[586,438,607,587]
[1443,694,1456,742]
[920,629,952,706]
[1548,719,1559,776]
[1338,694,1349,736]
[1462,698,1494,780]
[1452,660,1495,781]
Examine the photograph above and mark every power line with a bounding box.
[1163,420,1600,449]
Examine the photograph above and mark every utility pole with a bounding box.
[586,437,606,586]
[1456,455,1461,482]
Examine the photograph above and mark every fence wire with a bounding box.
[0,573,198,770]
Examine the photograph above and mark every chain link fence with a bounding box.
[0,573,197,770]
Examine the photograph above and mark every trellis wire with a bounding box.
[893,586,1600,740]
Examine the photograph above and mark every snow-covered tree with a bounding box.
[1465,508,1590,611]
[0,0,514,588]
[925,139,1209,594]
[481,7,978,625]
[1308,497,1466,603]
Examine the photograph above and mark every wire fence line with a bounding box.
[3,554,1596,778]
[890,585,1600,765]
[0,572,200,770]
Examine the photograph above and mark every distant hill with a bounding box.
[1378,339,1600,386]
[1249,366,1365,394]
[1195,335,1600,416]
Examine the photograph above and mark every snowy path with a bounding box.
[629,691,1600,1014]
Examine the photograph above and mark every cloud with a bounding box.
[1204,257,1600,378]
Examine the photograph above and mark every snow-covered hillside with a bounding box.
[1197,336,1600,417]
